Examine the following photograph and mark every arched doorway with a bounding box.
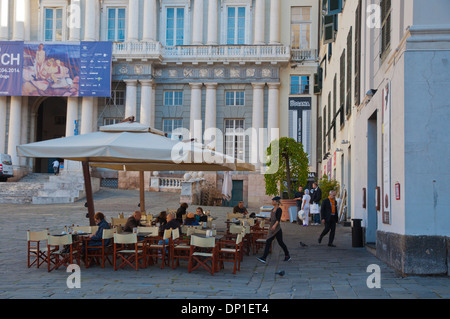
[34,97,67,173]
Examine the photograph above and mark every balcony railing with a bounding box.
[291,49,318,62]
[112,42,291,63]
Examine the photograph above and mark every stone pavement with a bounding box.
[0,188,449,300]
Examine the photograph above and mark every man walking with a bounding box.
[318,190,338,247]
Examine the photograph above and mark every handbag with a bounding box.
[298,210,305,221]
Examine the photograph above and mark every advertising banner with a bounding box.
[0,41,112,97]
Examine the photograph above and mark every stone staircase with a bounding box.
[0,172,100,205]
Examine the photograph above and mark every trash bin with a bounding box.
[351,219,364,247]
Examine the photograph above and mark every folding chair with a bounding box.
[113,233,146,271]
[170,228,190,269]
[218,233,243,274]
[47,234,79,272]
[146,229,172,269]
[84,228,115,268]
[27,230,48,268]
[188,235,217,276]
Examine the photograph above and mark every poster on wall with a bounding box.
[0,41,112,97]
[382,81,391,225]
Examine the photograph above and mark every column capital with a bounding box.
[267,82,281,89]
[189,83,203,89]
[204,82,218,89]
[252,82,266,89]
[139,79,154,86]
[124,79,138,86]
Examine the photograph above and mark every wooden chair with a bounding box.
[27,230,48,268]
[188,235,217,276]
[47,234,80,272]
[170,228,190,269]
[111,218,128,227]
[137,226,159,236]
[252,220,269,255]
[146,229,172,269]
[84,228,115,268]
[72,225,92,233]
[218,233,243,274]
[113,233,146,271]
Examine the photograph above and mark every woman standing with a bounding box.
[256,197,291,264]
[301,189,311,227]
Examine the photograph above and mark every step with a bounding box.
[32,196,76,205]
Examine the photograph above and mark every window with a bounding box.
[163,118,183,139]
[224,119,245,161]
[44,7,63,41]
[107,8,126,42]
[164,91,183,106]
[339,50,345,128]
[106,90,125,106]
[103,118,122,126]
[291,7,311,49]
[166,7,184,46]
[354,1,362,105]
[381,0,392,59]
[227,7,246,45]
[290,76,310,95]
[225,91,245,106]
[346,27,352,116]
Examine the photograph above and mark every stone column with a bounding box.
[267,82,280,143]
[254,0,265,44]
[204,83,218,147]
[124,79,138,119]
[80,97,94,135]
[207,0,218,45]
[143,0,157,42]
[252,83,265,166]
[0,0,9,40]
[128,0,139,42]
[139,80,154,127]
[0,97,6,153]
[84,0,97,41]
[269,0,281,44]
[12,0,25,40]
[7,97,22,165]
[66,98,78,137]
[189,83,203,142]
[192,0,204,45]
[20,98,29,166]
[69,0,81,41]
[92,97,98,132]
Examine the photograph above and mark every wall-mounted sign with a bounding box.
[382,81,391,224]
[0,41,112,97]
[289,97,312,111]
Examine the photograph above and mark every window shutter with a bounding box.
[328,0,342,15]
[323,14,336,44]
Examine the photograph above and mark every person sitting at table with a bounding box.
[176,203,188,223]
[195,207,208,223]
[156,211,167,226]
[184,212,200,226]
[233,201,248,215]
[123,211,144,233]
[81,212,111,259]
[161,213,181,231]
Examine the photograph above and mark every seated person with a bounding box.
[176,203,188,223]
[195,207,208,223]
[81,212,111,258]
[123,211,144,233]
[184,212,200,226]
[156,211,167,226]
[233,201,248,215]
[161,213,181,231]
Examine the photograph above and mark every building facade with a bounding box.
[0,0,319,208]
[317,0,450,275]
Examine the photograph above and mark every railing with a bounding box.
[159,177,183,189]
[291,49,318,62]
[112,42,291,63]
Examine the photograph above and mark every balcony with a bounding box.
[112,42,291,64]
[291,49,319,62]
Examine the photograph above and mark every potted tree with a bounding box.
[264,137,309,221]
[318,174,340,201]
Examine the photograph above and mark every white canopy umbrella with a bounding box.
[222,171,233,202]
[17,121,254,224]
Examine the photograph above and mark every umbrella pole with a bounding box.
[82,161,96,226]
[139,171,145,213]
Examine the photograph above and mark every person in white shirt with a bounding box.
[301,189,311,226]
[52,160,59,175]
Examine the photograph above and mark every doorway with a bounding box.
[34,97,67,173]
[228,180,244,208]
[367,112,378,244]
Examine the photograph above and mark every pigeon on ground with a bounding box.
[275,270,285,276]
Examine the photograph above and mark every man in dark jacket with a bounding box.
[318,190,338,247]
[124,211,144,233]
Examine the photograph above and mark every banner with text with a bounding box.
[0,41,112,97]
